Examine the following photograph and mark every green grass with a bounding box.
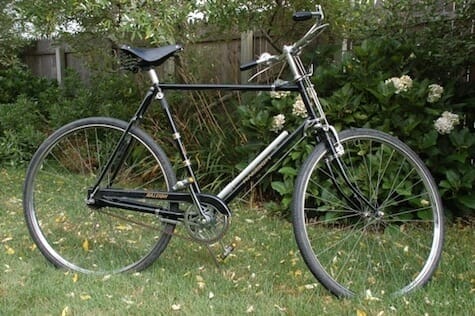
[1,167,474,315]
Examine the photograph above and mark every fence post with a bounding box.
[240,30,254,83]
[55,46,66,85]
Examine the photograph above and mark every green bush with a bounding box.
[0,63,56,105]
[0,66,142,166]
[0,64,57,164]
[236,35,474,219]
[313,37,474,219]
[236,90,315,213]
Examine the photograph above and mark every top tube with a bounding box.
[158,83,299,92]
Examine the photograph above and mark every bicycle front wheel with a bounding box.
[23,117,177,274]
[292,128,444,298]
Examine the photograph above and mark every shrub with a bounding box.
[0,64,57,164]
[236,34,474,219]
[236,89,315,213]
[313,37,474,219]
[0,66,142,166]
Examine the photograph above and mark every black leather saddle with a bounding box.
[120,44,183,69]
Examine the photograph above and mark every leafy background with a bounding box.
[0,0,473,219]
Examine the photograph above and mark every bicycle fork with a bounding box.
[321,128,380,215]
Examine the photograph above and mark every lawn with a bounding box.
[1,167,474,315]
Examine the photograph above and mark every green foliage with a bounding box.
[1,0,473,221]
[0,66,141,166]
[313,36,474,218]
[0,63,55,104]
[46,69,140,128]
[0,65,57,164]
[236,90,313,213]
[0,1,29,67]
[303,0,475,219]
[1,167,474,314]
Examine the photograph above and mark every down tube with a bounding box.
[217,122,307,203]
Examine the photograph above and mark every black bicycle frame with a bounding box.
[87,77,365,218]
[86,80,314,212]
[159,82,311,204]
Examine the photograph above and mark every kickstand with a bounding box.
[204,243,222,269]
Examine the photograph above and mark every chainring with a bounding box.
[184,203,230,244]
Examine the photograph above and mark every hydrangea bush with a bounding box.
[236,88,314,212]
[312,38,474,219]
[238,36,474,219]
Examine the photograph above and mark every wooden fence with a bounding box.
[23,40,89,84]
[22,32,272,85]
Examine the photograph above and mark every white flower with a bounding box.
[187,10,206,24]
[427,84,444,103]
[434,111,460,134]
[292,95,307,118]
[270,79,291,99]
[385,75,413,94]
[270,114,286,132]
[269,91,291,99]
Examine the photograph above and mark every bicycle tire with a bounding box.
[23,117,177,274]
[292,128,444,298]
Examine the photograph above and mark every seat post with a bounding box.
[148,68,159,85]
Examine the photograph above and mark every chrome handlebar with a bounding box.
[240,5,327,72]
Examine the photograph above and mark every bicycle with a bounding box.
[23,6,444,298]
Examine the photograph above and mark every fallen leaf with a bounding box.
[171,304,181,311]
[246,305,255,313]
[356,309,367,316]
[82,239,89,252]
[303,283,318,290]
[5,246,15,255]
[72,273,79,283]
[274,304,287,312]
[364,289,380,301]
[80,294,91,300]
[61,306,70,316]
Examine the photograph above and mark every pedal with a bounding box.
[219,243,236,261]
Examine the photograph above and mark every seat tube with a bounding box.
[156,89,201,193]
[157,91,211,221]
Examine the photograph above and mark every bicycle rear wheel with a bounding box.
[292,128,444,298]
[23,117,177,274]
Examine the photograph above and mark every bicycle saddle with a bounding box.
[120,44,183,68]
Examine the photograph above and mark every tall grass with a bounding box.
[1,167,474,315]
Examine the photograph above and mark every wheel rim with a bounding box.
[25,121,174,274]
[297,131,443,297]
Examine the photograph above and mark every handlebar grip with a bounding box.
[240,60,259,71]
[293,11,313,22]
